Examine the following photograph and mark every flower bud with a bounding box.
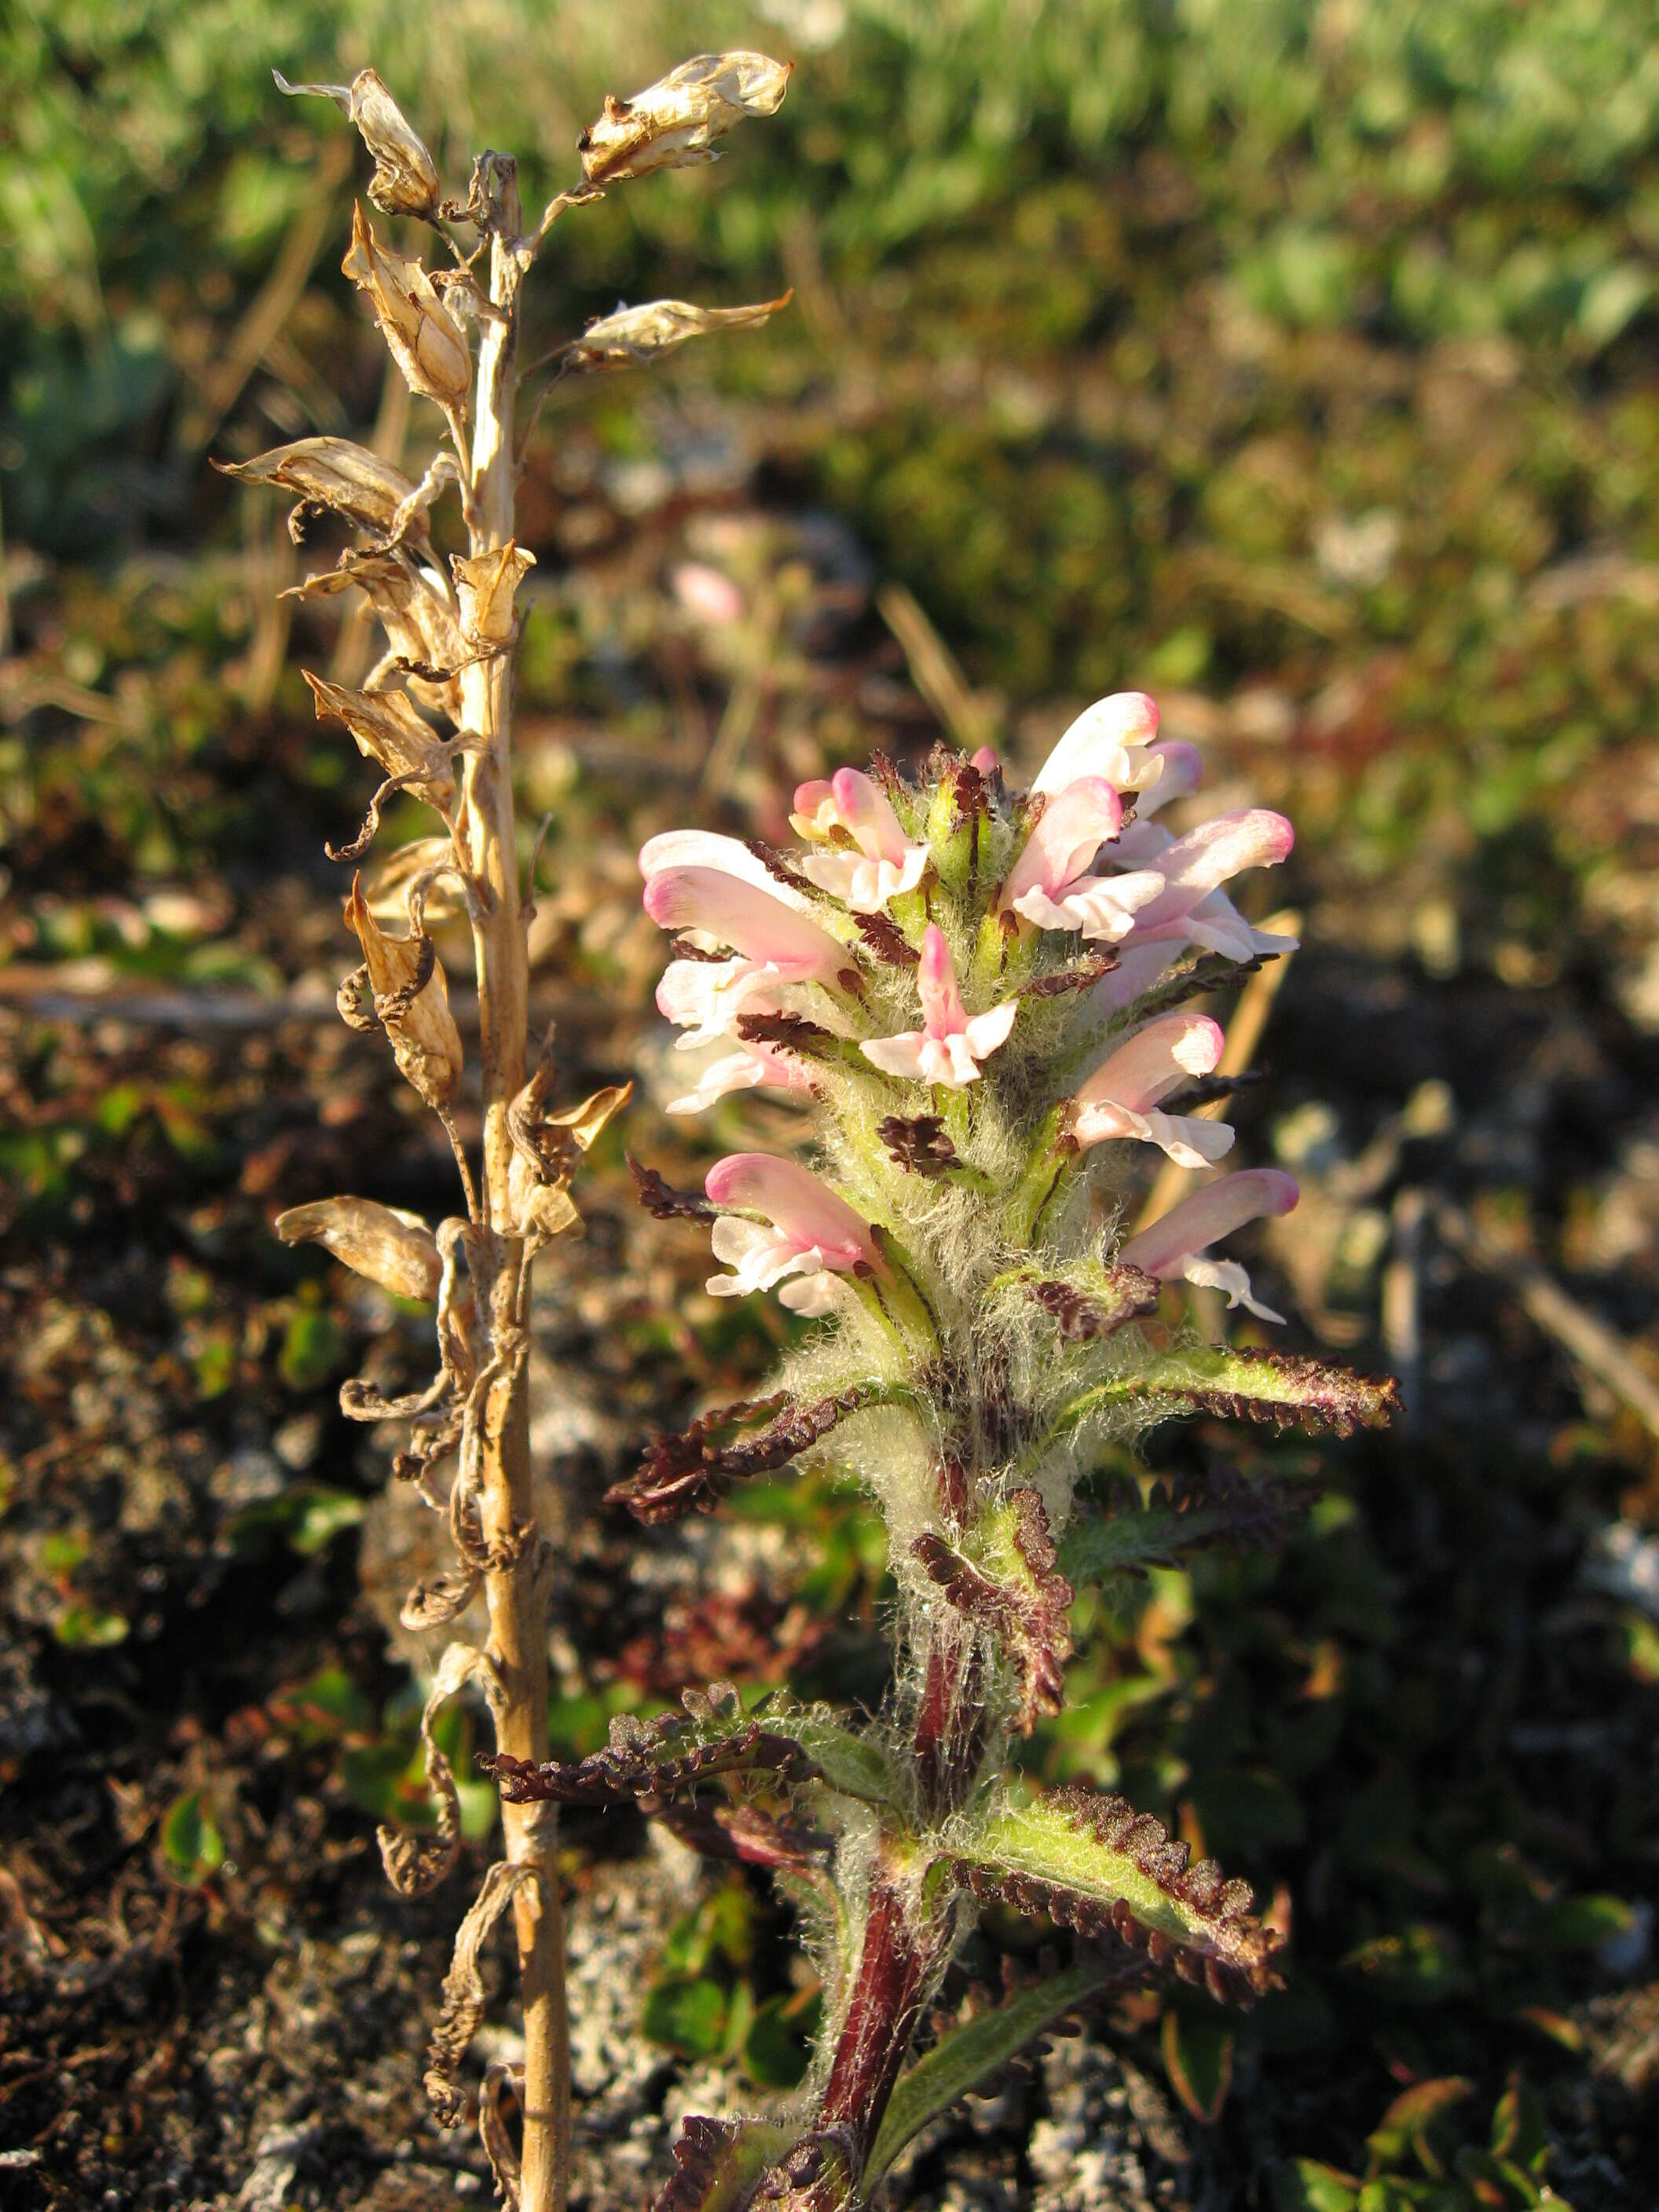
[342,204,471,410]
[578,51,791,185]
[568,292,792,372]
[344,873,464,1109]
[450,544,535,653]
[274,1196,443,1300]
[276,68,441,218]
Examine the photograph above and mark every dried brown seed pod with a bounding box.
[343,873,464,1109]
[342,203,471,408]
[274,1196,443,1301]
[566,293,792,372]
[577,51,791,185]
[276,67,441,218]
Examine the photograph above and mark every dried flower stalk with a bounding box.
[237,53,792,2212]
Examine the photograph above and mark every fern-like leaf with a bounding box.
[947,1785,1284,2004]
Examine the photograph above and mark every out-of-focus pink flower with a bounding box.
[1072,1013,1234,1168]
[1118,1167,1299,1322]
[671,561,745,625]
[998,778,1165,941]
[704,1152,877,1314]
[860,925,1018,1088]
[1111,808,1298,964]
[791,767,928,912]
[665,1039,814,1115]
[1031,692,1160,797]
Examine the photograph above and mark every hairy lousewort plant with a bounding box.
[496,700,1397,2208]
[224,53,791,2212]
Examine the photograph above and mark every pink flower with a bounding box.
[1072,1013,1236,1168]
[860,925,1019,1088]
[640,829,815,910]
[671,561,745,625]
[998,778,1166,941]
[655,957,786,1052]
[1110,808,1298,964]
[704,1152,878,1315]
[665,1039,814,1116]
[791,767,928,912]
[1031,692,1160,797]
[643,833,849,1048]
[643,861,845,981]
[969,745,1000,774]
[1118,1167,1299,1323]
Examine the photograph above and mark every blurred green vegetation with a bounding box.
[5,0,1659,947]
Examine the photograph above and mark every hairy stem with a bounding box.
[458,157,570,2212]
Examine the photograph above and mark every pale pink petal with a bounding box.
[665,1045,809,1115]
[1118,1168,1298,1280]
[969,745,1000,774]
[799,843,927,913]
[705,1152,876,1269]
[831,766,909,865]
[657,956,782,1049]
[1002,778,1125,907]
[1071,1097,1236,1167]
[639,829,812,908]
[1138,1111,1236,1169]
[1076,1013,1224,1118]
[1180,1255,1284,1324]
[917,925,968,1037]
[1011,866,1166,942]
[1031,692,1159,797]
[777,1270,844,1316]
[860,1031,932,1080]
[1128,809,1294,934]
[962,998,1019,1059]
[645,867,846,980]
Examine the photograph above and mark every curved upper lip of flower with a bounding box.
[1031,691,1160,797]
[1000,778,1127,909]
[1118,1168,1299,1276]
[643,866,847,980]
[705,1152,877,1270]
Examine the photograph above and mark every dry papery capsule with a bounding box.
[274,1196,442,1301]
[344,874,464,1110]
[567,293,792,372]
[578,50,791,185]
[342,204,471,410]
[276,67,441,218]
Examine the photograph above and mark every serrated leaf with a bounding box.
[1056,1344,1398,1441]
[863,1957,1126,2185]
[650,2116,797,2212]
[948,1786,1283,2002]
[913,1488,1071,1733]
[1061,1468,1291,1584]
